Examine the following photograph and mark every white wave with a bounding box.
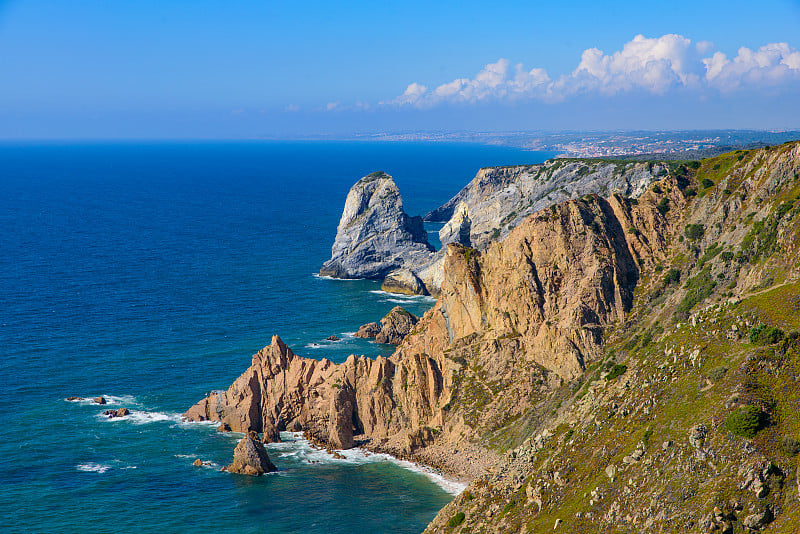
[312,273,366,281]
[96,409,182,424]
[269,432,465,495]
[340,332,356,338]
[104,395,138,405]
[76,463,112,473]
[369,290,436,302]
[304,343,323,349]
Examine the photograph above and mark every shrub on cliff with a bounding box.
[447,512,465,528]
[725,405,767,438]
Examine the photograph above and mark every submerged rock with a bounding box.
[227,434,277,476]
[103,408,130,418]
[319,172,434,280]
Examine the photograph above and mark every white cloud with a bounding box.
[390,34,800,108]
[704,42,800,90]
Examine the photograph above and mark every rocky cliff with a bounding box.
[319,171,434,279]
[188,142,800,533]
[323,160,662,297]
[425,159,661,249]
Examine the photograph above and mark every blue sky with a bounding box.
[1,0,799,138]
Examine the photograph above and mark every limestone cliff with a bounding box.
[319,171,434,279]
[425,160,660,249]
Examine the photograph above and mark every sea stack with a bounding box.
[319,172,434,280]
[227,434,277,476]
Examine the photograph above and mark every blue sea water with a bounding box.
[0,141,554,534]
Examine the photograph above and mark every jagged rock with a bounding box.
[192,459,203,467]
[320,172,434,280]
[742,508,773,529]
[381,267,427,296]
[103,408,130,418]
[375,306,418,344]
[689,424,707,449]
[216,423,232,432]
[227,434,277,475]
[425,161,661,248]
[439,202,472,247]
[93,396,107,405]
[184,336,399,451]
[326,335,340,341]
[354,322,381,339]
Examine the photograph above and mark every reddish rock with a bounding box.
[192,459,203,467]
[216,423,232,432]
[66,396,83,401]
[227,435,277,475]
[375,306,418,345]
[93,396,107,405]
[354,322,381,339]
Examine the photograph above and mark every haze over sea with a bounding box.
[0,141,554,534]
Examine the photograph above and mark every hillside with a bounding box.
[424,142,800,532]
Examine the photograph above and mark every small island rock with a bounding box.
[227,434,277,476]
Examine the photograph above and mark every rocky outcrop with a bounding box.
[354,322,381,339]
[375,306,419,345]
[426,160,661,249]
[103,408,130,418]
[353,307,419,345]
[438,202,471,247]
[227,434,277,475]
[381,267,427,295]
[319,172,434,279]
[187,183,664,457]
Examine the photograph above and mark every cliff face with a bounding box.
[187,156,680,462]
[319,172,434,279]
[323,160,661,296]
[425,160,661,249]
[424,143,800,533]
[188,142,800,533]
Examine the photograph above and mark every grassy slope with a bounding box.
[426,142,800,533]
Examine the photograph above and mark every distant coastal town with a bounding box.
[343,129,800,159]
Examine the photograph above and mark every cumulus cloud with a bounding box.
[391,34,800,108]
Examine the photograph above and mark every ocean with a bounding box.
[0,141,554,534]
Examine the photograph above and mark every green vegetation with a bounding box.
[447,512,465,528]
[724,405,767,438]
[676,268,715,319]
[739,215,780,263]
[663,268,681,285]
[656,198,669,214]
[749,324,785,345]
[604,364,627,381]
[781,436,800,456]
[697,243,722,268]
[706,366,727,382]
[684,224,704,241]
[701,178,715,189]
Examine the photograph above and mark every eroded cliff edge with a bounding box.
[187,142,800,532]
[186,159,681,477]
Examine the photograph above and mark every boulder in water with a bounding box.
[227,434,277,475]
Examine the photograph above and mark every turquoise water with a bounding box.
[0,141,553,533]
